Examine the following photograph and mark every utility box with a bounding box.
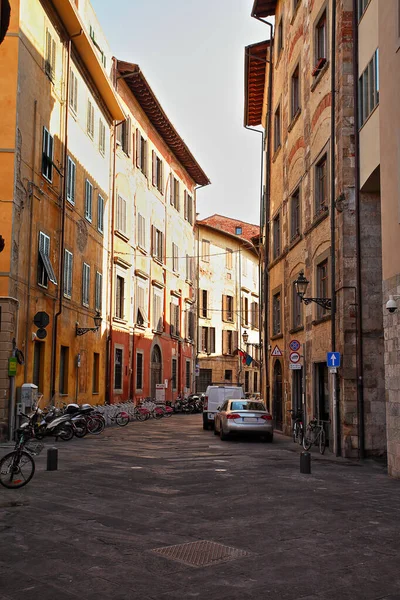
[20,383,38,408]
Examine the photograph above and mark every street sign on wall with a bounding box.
[271,345,282,356]
[327,352,341,368]
[289,351,300,364]
[289,340,301,352]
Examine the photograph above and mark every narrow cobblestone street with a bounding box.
[1,415,399,599]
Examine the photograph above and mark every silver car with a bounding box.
[214,399,273,442]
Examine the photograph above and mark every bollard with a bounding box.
[300,451,311,474]
[47,447,58,471]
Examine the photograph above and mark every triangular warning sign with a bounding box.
[271,345,282,357]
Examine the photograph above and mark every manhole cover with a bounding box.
[150,539,251,567]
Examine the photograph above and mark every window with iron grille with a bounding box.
[202,239,210,262]
[114,347,123,391]
[136,352,143,390]
[273,213,281,259]
[42,127,54,182]
[172,243,179,273]
[82,263,90,307]
[136,129,147,176]
[291,65,300,120]
[152,151,164,193]
[85,179,93,222]
[290,188,300,240]
[292,281,303,329]
[317,259,329,318]
[315,155,328,215]
[138,214,146,249]
[152,287,164,332]
[170,177,180,211]
[358,49,379,127]
[66,157,76,205]
[87,99,95,139]
[151,226,164,261]
[274,104,281,152]
[185,360,191,389]
[99,119,106,155]
[115,275,125,319]
[116,195,127,235]
[95,271,102,311]
[171,358,177,390]
[45,29,56,80]
[69,69,78,113]
[272,292,281,335]
[200,289,209,318]
[97,195,104,234]
[38,231,57,287]
[63,250,73,299]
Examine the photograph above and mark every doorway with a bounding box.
[292,368,303,412]
[150,345,162,400]
[315,362,330,443]
[273,360,283,430]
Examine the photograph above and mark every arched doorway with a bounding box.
[273,360,283,430]
[150,345,162,400]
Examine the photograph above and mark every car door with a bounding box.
[216,400,228,431]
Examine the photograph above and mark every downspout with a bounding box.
[330,0,339,456]
[352,0,365,459]
[250,16,274,411]
[50,38,71,399]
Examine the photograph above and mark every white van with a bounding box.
[203,385,245,430]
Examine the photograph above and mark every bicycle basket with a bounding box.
[24,439,45,456]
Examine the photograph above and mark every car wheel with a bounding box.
[219,426,229,441]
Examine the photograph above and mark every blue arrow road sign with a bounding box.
[327,352,341,368]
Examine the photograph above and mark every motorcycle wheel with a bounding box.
[73,419,88,438]
[56,423,74,441]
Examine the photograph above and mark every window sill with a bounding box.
[312,314,331,327]
[288,109,301,133]
[358,103,379,131]
[135,323,146,330]
[272,145,282,163]
[113,317,127,324]
[289,233,302,250]
[115,230,129,242]
[290,1,302,24]
[152,329,164,335]
[66,199,75,209]
[311,61,329,91]
[185,279,193,286]
[137,246,148,256]
[271,333,283,341]
[152,257,163,266]
[92,392,99,396]
[304,208,329,235]
[289,325,304,335]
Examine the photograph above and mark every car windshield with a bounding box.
[230,401,265,411]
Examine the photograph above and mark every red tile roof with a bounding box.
[197,214,260,244]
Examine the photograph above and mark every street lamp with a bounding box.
[242,330,249,344]
[294,270,332,311]
[75,311,102,336]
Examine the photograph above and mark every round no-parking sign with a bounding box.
[289,339,300,352]
[289,351,301,364]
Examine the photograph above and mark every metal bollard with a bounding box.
[47,447,58,471]
[300,451,311,474]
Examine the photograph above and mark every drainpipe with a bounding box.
[352,0,365,459]
[249,16,273,411]
[50,38,71,400]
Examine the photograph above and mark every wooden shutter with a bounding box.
[184,191,188,220]
[160,161,164,194]
[232,331,238,354]
[135,128,140,167]
[143,139,147,177]
[222,295,227,322]
[151,225,156,256]
[152,151,156,186]
[222,330,227,355]
[170,176,174,205]
[126,117,131,156]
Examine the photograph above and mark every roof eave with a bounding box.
[251,0,277,18]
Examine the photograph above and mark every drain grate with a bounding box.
[151,539,252,567]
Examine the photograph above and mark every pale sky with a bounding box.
[90,0,269,226]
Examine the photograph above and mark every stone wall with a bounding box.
[0,300,17,441]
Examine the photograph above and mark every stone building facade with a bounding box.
[246,0,385,457]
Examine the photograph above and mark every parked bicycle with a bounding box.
[302,418,328,454]
[288,409,303,445]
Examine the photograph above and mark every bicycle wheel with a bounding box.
[293,424,297,443]
[87,416,105,434]
[0,451,35,489]
[302,427,312,451]
[163,406,173,418]
[73,419,88,438]
[319,428,326,454]
[116,411,129,427]
[134,408,147,422]
[152,408,163,420]
[297,426,304,446]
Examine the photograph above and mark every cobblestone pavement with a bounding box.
[0,415,399,600]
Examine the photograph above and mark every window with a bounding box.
[136,352,143,390]
[273,213,281,259]
[151,226,164,261]
[87,99,95,139]
[225,370,232,382]
[200,326,215,353]
[170,297,180,337]
[152,287,163,332]
[291,65,300,120]
[200,289,209,318]
[254,371,258,393]
[358,49,379,127]
[69,69,78,113]
[152,151,164,193]
[99,119,106,155]
[42,127,54,182]
[63,250,73,299]
[85,179,93,222]
[357,0,371,21]
[38,232,57,287]
[222,295,234,323]
[59,346,69,395]
[172,243,179,273]
[290,188,300,240]
[95,271,102,312]
[315,155,328,215]
[272,292,281,335]
[97,194,104,233]
[315,11,327,66]
[184,191,194,224]
[292,281,303,329]
[202,240,210,262]
[45,29,56,80]
[186,254,193,282]
[317,259,329,318]
[222,330,237,355]
[66,157,76,205]
[170,177,180,211]
[241,296,249,326]
[114,347,123,391]
[116,194,127,235]
[293,0,301,11]
[171,358,177,390]
[226,248,233,269]
[277,18,283,56]
[138,214,146,249]
[185,361,191,390]
[82,263,90,307]
[136,279,147,326]
[117,117,131,155]
[136,129,147,176]
[274,104,281,152]
[251,301,259,330]
[235,226,242,235]
[115,275,125,319]
[185,304,195,341]
[92,353,100,394]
